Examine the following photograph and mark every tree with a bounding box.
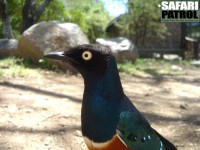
[21,0,52,33]
[0,0,14,38]
[117,0,166,46]
[0,0,66,38]
[0,0,111,42]
[64,0,111,42]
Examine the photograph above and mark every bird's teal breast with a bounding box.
[81,92,121,143]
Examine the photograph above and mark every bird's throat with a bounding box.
[83,56,124,100]
[81,57,124,142]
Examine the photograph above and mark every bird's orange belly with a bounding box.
[84,135,130,150]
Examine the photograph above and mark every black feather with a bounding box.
[153,129,177,150]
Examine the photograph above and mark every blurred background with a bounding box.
[1,0,200,64]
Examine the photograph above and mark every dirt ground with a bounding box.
[0,67,200,150]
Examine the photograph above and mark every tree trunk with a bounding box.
[180,23,187,59]
[21,0,52,34]
[0,0,14,39]
[180,23,187,49]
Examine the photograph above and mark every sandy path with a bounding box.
[0,68,200,150]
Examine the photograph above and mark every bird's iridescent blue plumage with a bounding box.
[44,44,177,150]
[81,55,140,142]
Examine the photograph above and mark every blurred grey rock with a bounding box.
[191,60,200,66]
[17,21,90,73]
[171,65,182,71]
[96,37,138,62]
[0,39,18,57]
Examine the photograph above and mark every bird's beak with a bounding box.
[44,51,79,66]
[44,52,69,62]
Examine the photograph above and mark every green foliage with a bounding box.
[63,0,111,43]
[0,57,57,78]
[6,0,24,38]
[0,0,23,38]
[117,0,167,45]
[118,60,139,74]
[15,57,55,70]
[0,0,111,42]
[0,57,29,77]
[39,0,67,22]
[0,0,67,38]
[117,58,192,75]
[38,58,57,69]
[187,24,200,40]
[0,21,2,38]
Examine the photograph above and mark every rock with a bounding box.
[96,37,138,62]
[191,60,200,66]
[180,104,188,110]
[17,21,90,73]
[163,54,181,60]
[0,39,18,57]
[171,65,182,71]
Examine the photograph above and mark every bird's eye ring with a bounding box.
[82,51,92,61]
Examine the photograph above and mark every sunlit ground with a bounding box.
[0,57,200,150]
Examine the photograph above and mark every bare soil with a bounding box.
[0,67,200,150]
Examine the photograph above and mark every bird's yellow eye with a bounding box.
[82,51,92,61]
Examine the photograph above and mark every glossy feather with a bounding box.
[44,44,177,150]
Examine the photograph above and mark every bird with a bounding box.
[44,44,177,150]
[117,111,164,150]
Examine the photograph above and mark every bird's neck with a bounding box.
[83,57,124,100]
[81,56,124,142]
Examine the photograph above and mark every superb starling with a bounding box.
[44,44,177,150]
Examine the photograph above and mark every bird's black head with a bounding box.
[44,44,112,77]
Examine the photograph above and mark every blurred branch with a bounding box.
[35,0,52,20]
[21,0,52,33]
[0,0,14,38]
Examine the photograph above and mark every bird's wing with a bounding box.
[152,129,177,150]
[116,111,177,150]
